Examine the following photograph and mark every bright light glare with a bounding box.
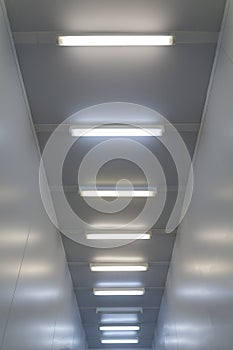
[93,288,145,296]
[100,326,140,331]
[79,189,157,197]
[86,231,151,240]
[90,263,148,272]
[101,338,139,344]
[70,126,164,137]
[58,35,173,47]
[101,314,139,324]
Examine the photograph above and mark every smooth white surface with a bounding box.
[93,288,145,296]
[90,263,148,271]
[153,1,233,349]
[58,35,173,46]
[0,2,87,349]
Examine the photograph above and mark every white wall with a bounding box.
[0,2,87,349]
[153,1,233,349]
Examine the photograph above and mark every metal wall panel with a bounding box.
[153,1,233,349]
[0,2,87,349]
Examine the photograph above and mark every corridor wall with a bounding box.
[153,1,233,349]
[0,2,88,349]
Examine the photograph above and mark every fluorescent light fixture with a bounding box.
[93,288,145,296]
[101,314,138,324]
[100,325,140,331]
[58,35,173,47]
[101,315,139,324]
[79,189,157,197]
[102,331,138,338]
[86,231,151,240]
[70,125,164,137]
[101,338,139,344]
[96,307,143,314]
[90,263,148,272]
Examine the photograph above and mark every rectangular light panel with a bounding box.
[101,338,138,344]
[90,263,148,272]
[79,189,157,197]
[70,126,164,137]
[93,288,145,296]
[58,35,174,47]
[101,338,139,344]
[100,314,139,324]
[99,325,140,331]
[86,231,151,240]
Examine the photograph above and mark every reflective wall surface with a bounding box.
[0,2,87,349]
[153,1,233,349]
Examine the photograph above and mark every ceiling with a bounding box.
[4,1,226,349]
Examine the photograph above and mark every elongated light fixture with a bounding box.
[93,288,145,296]
[86,231,151,240]
[58,35,174,47]
[79,189,157,197]
[101,338,139,344]
[70,125,164,137]
[96,307,143,314]
[99,325,140,331]
[90,263,148,272]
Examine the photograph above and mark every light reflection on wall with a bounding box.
[195,229,233,245]
[17,287,60,301]
[184,259,233,276]
[0,231,29,245]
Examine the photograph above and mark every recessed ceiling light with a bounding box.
[93,288,145,296]
[70,125,164,137]
[101,314,139,324]
[86,231,151,240]
[99,325,140,331]
[90,263,148,272]
[101,338,139,344]
[96,307,143,314]
[79,189,157,197]
[58,35,174,47]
